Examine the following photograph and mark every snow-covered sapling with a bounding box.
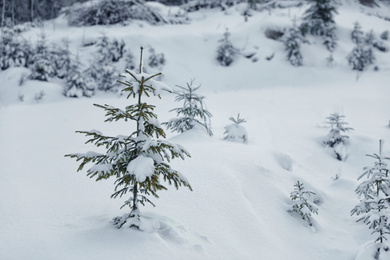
[351,140,390,259]
[223,113,248,143]
[324,113,354,161]
[288,181,318,226]
[216,29,237,66]
[163,80,213,136]
[66,47,192,230]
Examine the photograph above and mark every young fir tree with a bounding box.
[223,113,248,143]
[29,33,56,81]
[66,47,192,229]
[348,29,376,72]
[300,0,338,51]
[163,80,213,136]
[216,29,237,67]
[288,181,318,226]
[324,112,354,161]
[351,140,390,259]
[285,21,304,67]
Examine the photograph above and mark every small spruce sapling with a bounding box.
[351,140,390,259]
[288,181,318,226]
[324,113,354,161]
[223,113,248,143]
[216,29,237,67]
[66,47,192,230]
[163,80,213,136]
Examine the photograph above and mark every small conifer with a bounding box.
[216,29,237,67]
[288,181,318,226]
[163,80,213,136]
[66,47,192,230]
[324,113,353,161]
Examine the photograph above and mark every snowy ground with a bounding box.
[1,1,390,259]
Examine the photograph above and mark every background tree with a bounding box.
[66,47,192,229]
[300,0,338,51]
[285,21,304,67]
[163,80,213,136]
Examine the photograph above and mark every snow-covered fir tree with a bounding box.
[0,26,31,70]
[29,33,56,81]
[348,29,376,71]
[163,80,213,136]
[324,112,353,161]
[285,21,303,67]
[66,47,192,230]
[300,0,338,51]
[223,113,248,143]
[89,34,122,92]
[351,140,390,259]
[52,39,71,79]
[216,29,237,67]
[64,54,94,98]
[288,181,318,226]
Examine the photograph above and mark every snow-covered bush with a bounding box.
[64,57,94,98]
[88,34,123,92]
[300,0,338,51]
[124,49,136,71]
[0,26,32,70]
[351,140,390,259]
[323,113,353,161]
[29,33,56,81]
[96,35,126,63]
[284,23,303,67]
[216,29,238,67]
[163,80,213,136]
[66,0,166,26]
[288,181,318,226]
[223,114,248,143]
[147,47,166,69]
[52,40,71,79]
[183,0,242,12]
[66,47,192,230]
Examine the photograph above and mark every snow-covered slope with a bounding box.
[1,2,390,259]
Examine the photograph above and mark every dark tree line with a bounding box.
[0,0,88,26]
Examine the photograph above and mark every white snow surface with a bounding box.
[1,2,390,260]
